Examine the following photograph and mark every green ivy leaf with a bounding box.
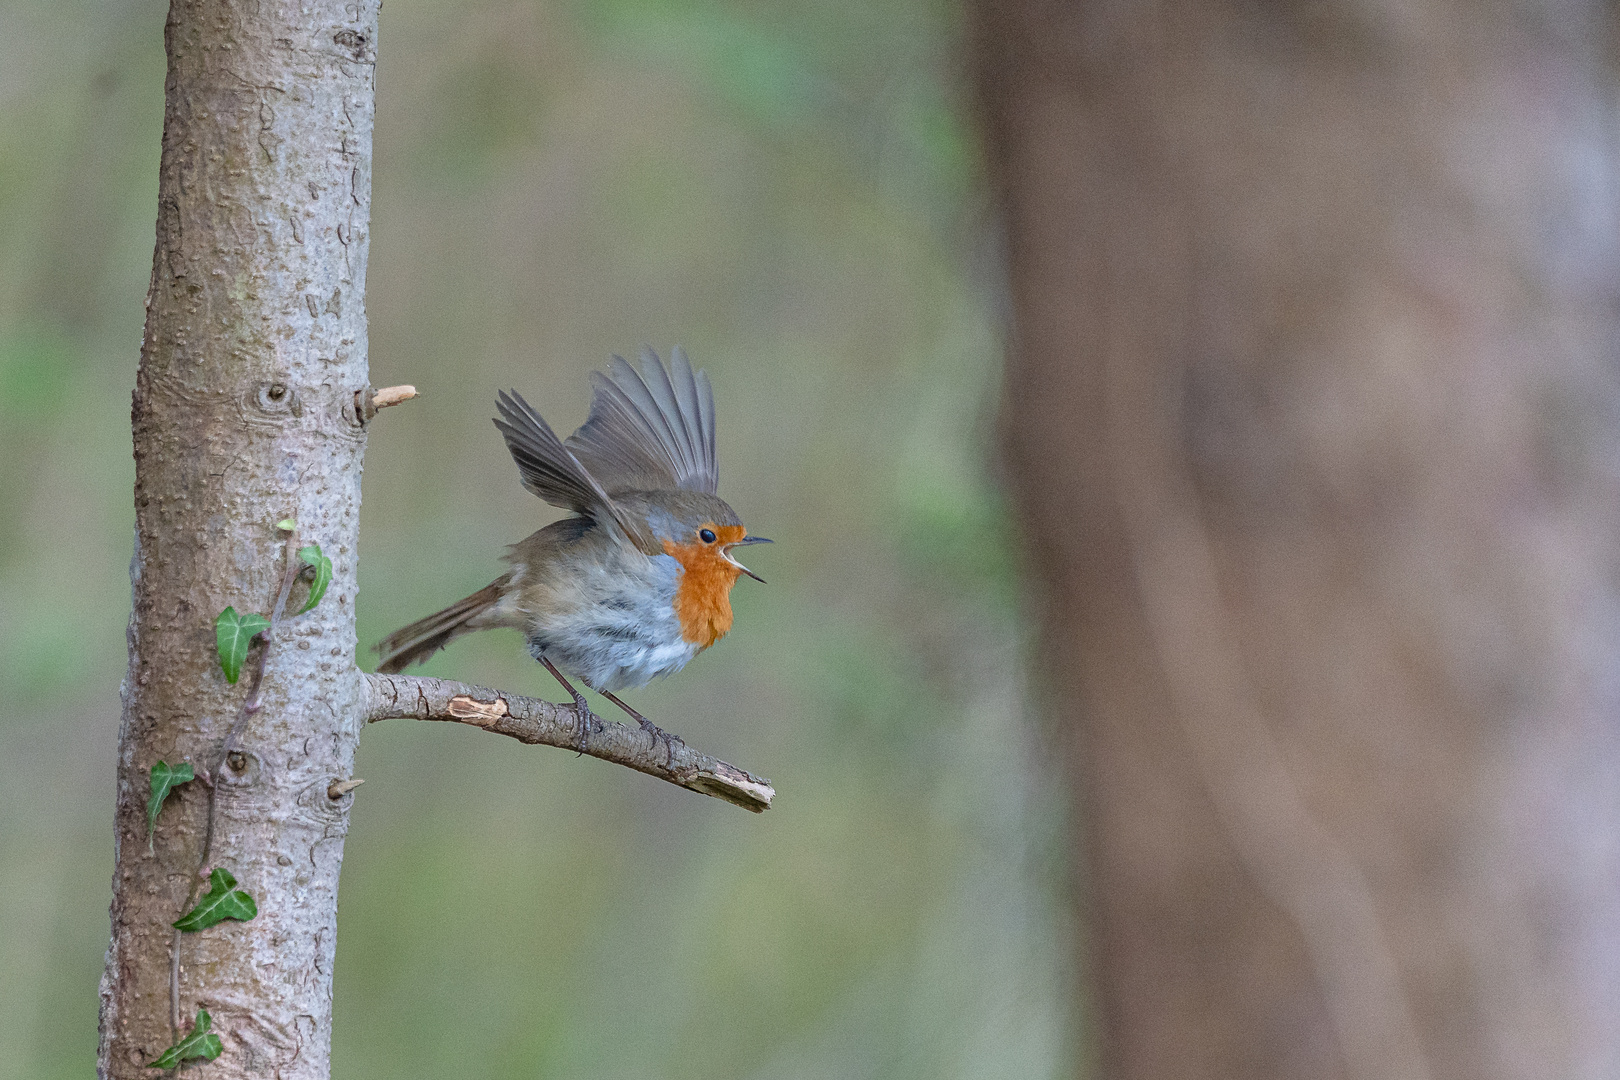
[146,761,194,851]
[174,868,258,932]
[215,607,269,684]
[297,544,333,614]
[147,1009,222,1068]
[275,517,297,532]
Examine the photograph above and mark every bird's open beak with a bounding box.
[722,536,772,583]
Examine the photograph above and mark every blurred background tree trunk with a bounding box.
[98,0,377,1075]
[974,2,1620,1078]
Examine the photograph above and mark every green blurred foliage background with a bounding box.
[0,0,1075,1074]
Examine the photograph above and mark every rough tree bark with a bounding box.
[99,2,770,1076]
[975,2,1620,1079]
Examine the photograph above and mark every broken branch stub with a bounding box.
[372,385,417,410]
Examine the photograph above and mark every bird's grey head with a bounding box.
[618,490,771,581]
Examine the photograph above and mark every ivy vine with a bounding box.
[145,519,334,1071]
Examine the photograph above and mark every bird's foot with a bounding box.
[634,716,686,766]
[539,657,596,756]
[570,689,597,755]
[598,690,682,767]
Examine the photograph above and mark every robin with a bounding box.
[374,346,770,748]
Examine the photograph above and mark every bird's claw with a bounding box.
[636,716,681,767]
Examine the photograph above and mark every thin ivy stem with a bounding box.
[169,531,303,1045]
[238,530,304,723]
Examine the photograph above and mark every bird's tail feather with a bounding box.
[373,578,509,673]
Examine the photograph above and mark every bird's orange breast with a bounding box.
[663,525,747,648]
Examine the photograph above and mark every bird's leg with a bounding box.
[540,657,595,753]
[598,689,682,765]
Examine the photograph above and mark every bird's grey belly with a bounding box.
[524,557,698,692]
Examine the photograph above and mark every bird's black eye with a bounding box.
[699,528,717,544]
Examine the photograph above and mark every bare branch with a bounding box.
[362,673,774,812]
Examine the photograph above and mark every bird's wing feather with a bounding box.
[565,346,719,495]
[493,390,661,554]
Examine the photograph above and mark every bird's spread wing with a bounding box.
[565,346,718,496]
[493,390,661,554]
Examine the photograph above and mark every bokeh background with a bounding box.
[0,0,1076,1076]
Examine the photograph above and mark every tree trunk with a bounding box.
[974,2,1620,1078]
[99,0,378,1074]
